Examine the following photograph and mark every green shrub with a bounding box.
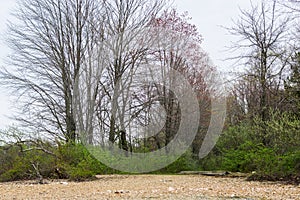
[217,123,256,151]
[197,152,223,171]
[248,151,300,183]
[0,142,115,182]
[277,151,300,175]
[55,143,115,178]
[67,167,96,181]
[200,111,300,183]
[0,169,25,182]
[158,149,199,173]
[0,146,56,182]
[264,112,300,153]
[221,141,261,172]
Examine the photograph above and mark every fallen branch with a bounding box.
[179,171,230,176]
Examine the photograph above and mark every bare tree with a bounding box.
[1,0,103,143]
[226,0,294,146]
[228,0,290,123]
[2,0,216,155]
[92,0,167,145]
[141,9,217,154]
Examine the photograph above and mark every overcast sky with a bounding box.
[0,0,259,129]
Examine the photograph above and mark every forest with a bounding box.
[0,0,299,185]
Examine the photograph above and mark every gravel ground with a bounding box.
[0,175,299,200]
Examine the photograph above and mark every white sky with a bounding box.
[0,0,258,129]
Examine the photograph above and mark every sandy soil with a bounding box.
[0,175,299,200]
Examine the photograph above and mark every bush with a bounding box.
[55,143,114,180]
[280,151,300,174]
[0,143,114,182]
[67,167,96,181]
[158,149,199,173]
[199,112,300,183]
[248,151,300,184]
[264,112,300,153]
[0,169,25,182]
[219,142,276,173]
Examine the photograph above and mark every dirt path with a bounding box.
[0,175,299,199]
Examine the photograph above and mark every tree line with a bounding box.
[1,0,300,182]
[203,0,300,183]
[0,0,217,161]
